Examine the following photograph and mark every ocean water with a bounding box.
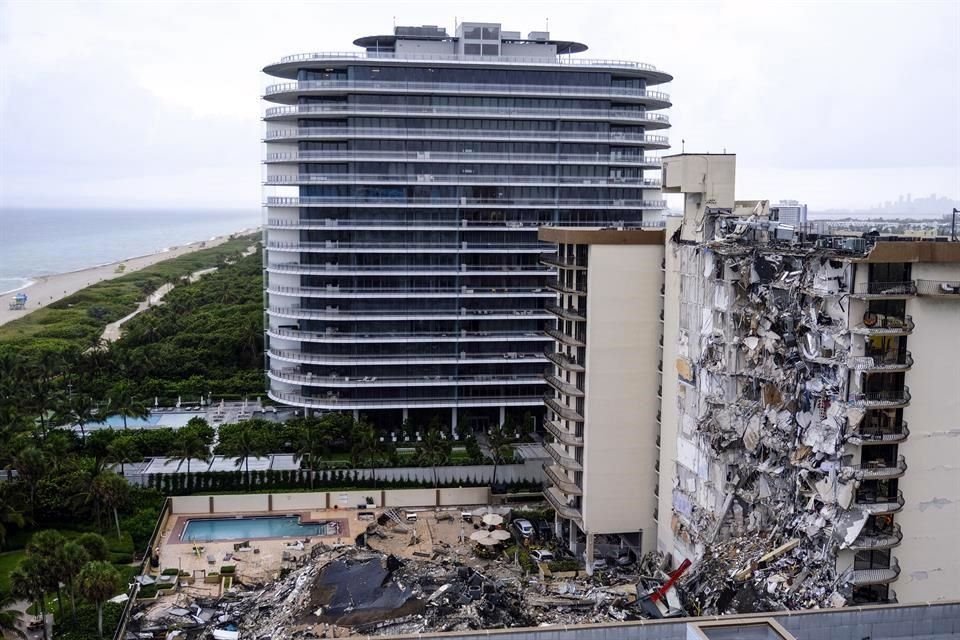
[0,208,262,294]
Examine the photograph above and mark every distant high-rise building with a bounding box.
[261,22,671,430]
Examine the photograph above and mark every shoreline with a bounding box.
[0,227,260,327]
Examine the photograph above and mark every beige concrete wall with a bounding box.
[439,487,489,506]
[383,489,436,508]
[896,263,960,603]
[331,490,380,509]
[212,494,270,513]
[272,493,328,511]
[581,243,663,552]
[657,217,684,558]
[170,495,211,514]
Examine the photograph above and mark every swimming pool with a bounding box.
[181,516,337,542]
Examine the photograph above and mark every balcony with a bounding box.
[269,348,547,367]
[544,374,584,397]
[269,390,542,410]
[267,327,549,344]
[848,557,900,586]
[857,491,905,515]
[851,281,917,298]
[545,327,586,348]
[915,279,960,296]
[266,218,666,231]
[848,524,903,551]
[852,455,908,480]
[849,422,910,445]
[545,281,587,296]
[540,254,587,270]
[267,285,553,299]
[545,350,585,373]
[849,388,911,408]
[546,304,586,322]
[542,419,583,447]
[266,262,555,276]
[543,463,582,496]
[265,173,663,188]
[268,369,545,388]
[264,150,669,166]
[848,352,913,372]
[264,102,670,124]
[265,125,672,144]
[266,240,552,253]
[850,314,914,335]
[267,306,553,321]
[545,443,583,472]
[543,486,583,525]
[543,394,584,422]
[266,196,667,210]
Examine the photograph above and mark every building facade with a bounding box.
[657,153,960,607]
[261,22,671,430]
[537,226,665,560]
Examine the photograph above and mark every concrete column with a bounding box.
[402,407,409,422]
[451,407,458,439]
[585,532,595,575]
[568,521,577,553]
[499,406,506,426]
[353,409,360,421]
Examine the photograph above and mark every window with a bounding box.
[464,43,481,55]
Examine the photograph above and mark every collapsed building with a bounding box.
[657,153,960,611]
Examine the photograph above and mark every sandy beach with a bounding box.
[0,230,258,328]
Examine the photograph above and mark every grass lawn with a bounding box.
[0,550,26,594]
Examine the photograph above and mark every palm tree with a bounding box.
[487,423,515,489]
[9,447,46,519]
[0,486,26,547]
[26,530,66,623]
[57,542,90,624]
[222,423,267,491]
[292,420,332,488]
[91,473,128,539]
[25,377,63,441]
[106,436,141,476]
[416,427,452,488]
[0,593,26,639]
[106,382,148,430]
[60,395,102,440]
[10,556,49,640]
[77,561,121,639]
[75,533,110,562]
[350,421,383,487]
[172,430,210,475]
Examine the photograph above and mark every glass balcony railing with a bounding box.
[264,103,668,122]
[266,196,668,209]
[850,421,910,445]
[264,125,671,142]
[268,390,543,409]
[266,285,553,298]
[848,388,911,408]
[848,352,913,372]
[265,240,553,252]
[264,173,664,187]
[267,327,549,343]
[266,262,555,275]
[265,149,667,163]
[269,369,544,387]
[268,305,553,320]
[848,557,900,586]
[266,218,667,230]
[269,51,666,75]
[264,79,671,104]
[268,348,547,366]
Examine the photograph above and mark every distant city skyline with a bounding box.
[0,1,958,211]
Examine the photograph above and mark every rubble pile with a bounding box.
[669,215,876,612]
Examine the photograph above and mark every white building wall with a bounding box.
[581,243,662,552]
[895,262,960,603]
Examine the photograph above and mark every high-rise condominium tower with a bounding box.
[262,22,671,429]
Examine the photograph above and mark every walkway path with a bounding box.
[99,266,219,343]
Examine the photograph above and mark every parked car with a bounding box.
[529,549,555,563]
[512,518,534,538]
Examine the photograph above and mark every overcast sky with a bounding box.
[1,0,957,211]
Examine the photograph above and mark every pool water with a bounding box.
[181,516,336,541]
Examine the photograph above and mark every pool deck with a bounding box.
[152,509,371,594]
[170,513,350,544]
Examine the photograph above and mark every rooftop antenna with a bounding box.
[546,17,549,32]
[682,139,685,153]
[393,16,396,28]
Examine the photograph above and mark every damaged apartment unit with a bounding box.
[655,153,960,608]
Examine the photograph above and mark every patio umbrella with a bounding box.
[470,530,492,542]
[476,537,499,546]
[490,529,512,541]
[482,513,504,526]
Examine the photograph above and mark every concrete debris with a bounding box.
[669,221,885,613]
